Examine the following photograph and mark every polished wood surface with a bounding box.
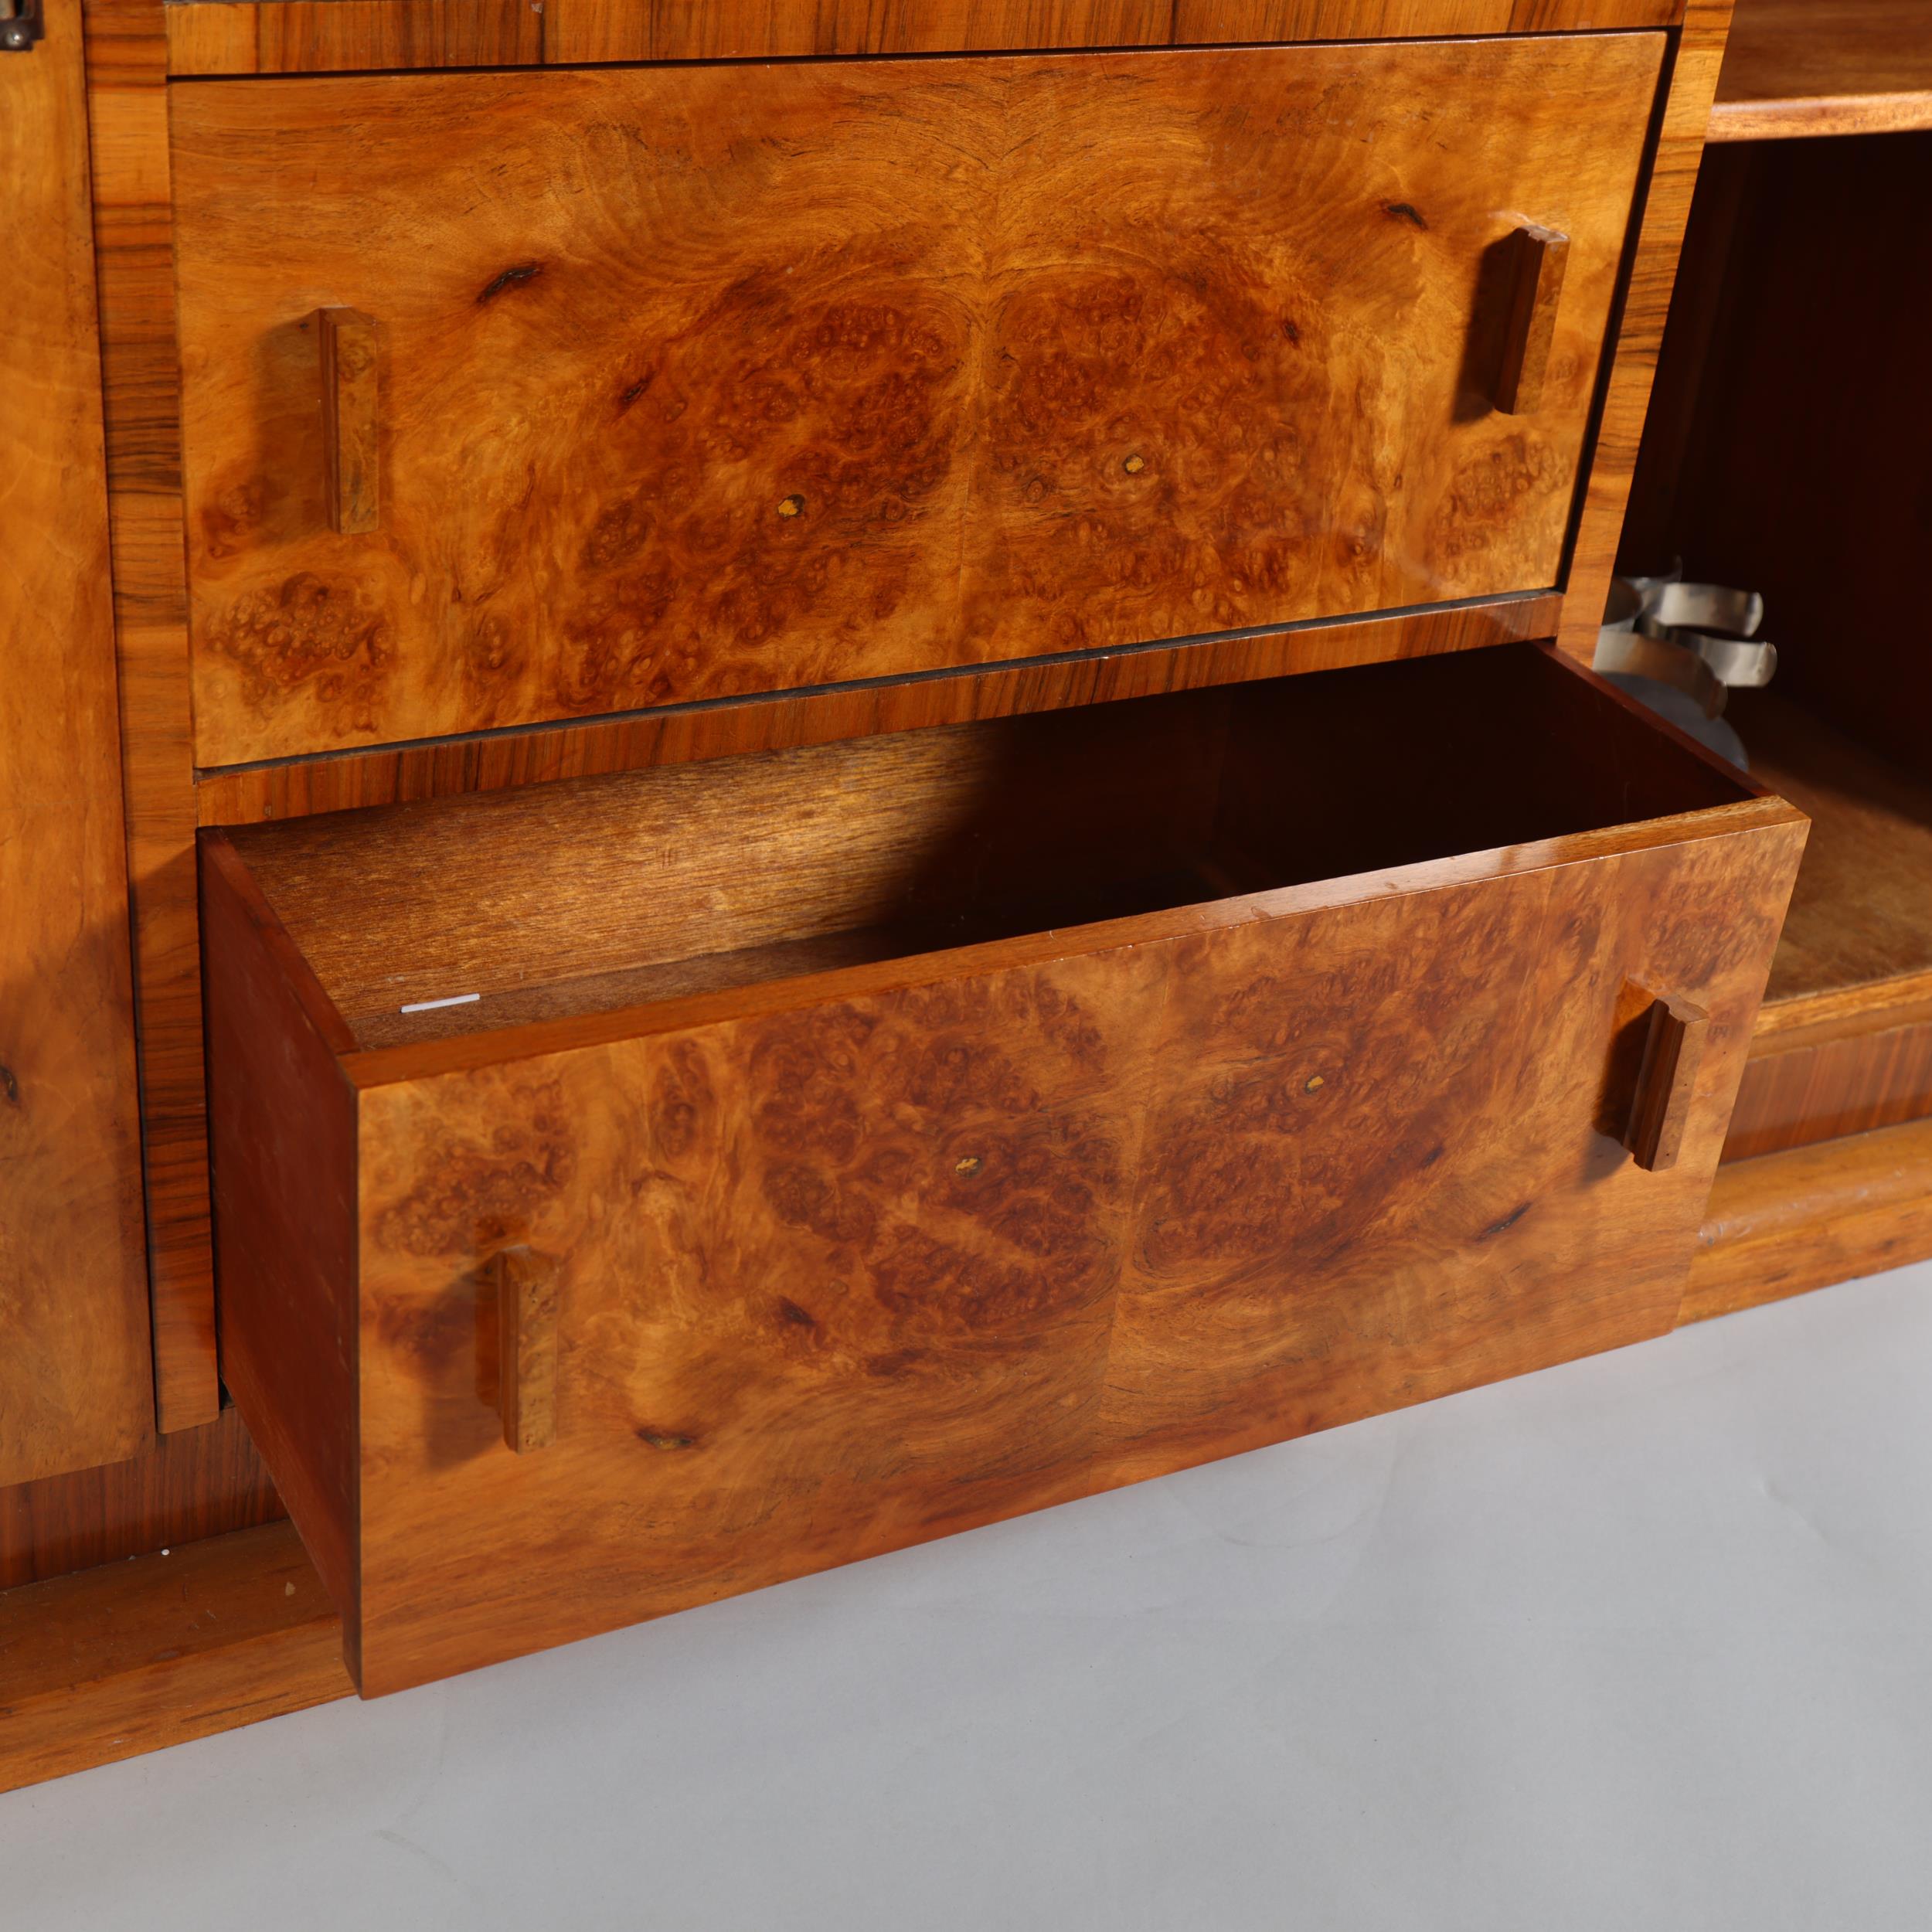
[205,648,1801,1691]
[219,650,1760,1055]
[1729,1001,1932,1164]
[1739,695,1932,1020]
[1685,1114,1932,1325]
[1176,0,1680,27]
[0,1522,349,1796]
[1,1406,281,1591]
[1493,225,1570,417]
[0,0,154,1485]
[317,308,380,537]
[171,38,1662,767]
[1711,0,1932,141]
[1626,996,1708,1172]
[80,0,221,1430]
[77,0,1716,1450]
[199,838,362,1650]
[168,0,541,73]
[192,595,1558,828]
[495,1248,562,1454]
[1556,0,1738,665]
[345,801,1794,1690]
[163,0,1685,76]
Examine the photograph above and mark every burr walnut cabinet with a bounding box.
[3,0,1920,1785]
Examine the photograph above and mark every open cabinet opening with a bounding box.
[1620,119,1932,1158]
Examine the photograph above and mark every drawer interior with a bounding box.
[224,645,1756,1053]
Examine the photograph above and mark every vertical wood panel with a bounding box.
[82,0,221,1430]
[1559,0,1739,659]
[0,0,155,1483]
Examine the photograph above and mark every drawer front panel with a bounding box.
[173,36,1663,767]
[348,818,1797,1693]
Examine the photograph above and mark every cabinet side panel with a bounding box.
[0,0,155,1484]
[199,840,360,1644]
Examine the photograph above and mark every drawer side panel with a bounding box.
[201,839,361,1658]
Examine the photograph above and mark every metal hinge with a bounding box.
[1,0,44,51]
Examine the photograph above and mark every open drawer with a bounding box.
[202,645,1806,1694]
[172,33,1665,766]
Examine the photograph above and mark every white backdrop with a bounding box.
[7,1260,1930,1931]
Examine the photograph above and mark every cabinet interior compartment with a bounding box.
[1619,127,1932,1158]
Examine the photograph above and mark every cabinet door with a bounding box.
[0,1,153,1483]
[172,33,1664,766]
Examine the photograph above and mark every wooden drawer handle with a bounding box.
[1493,223,1570,416]
[316,305,379,534]
[1624,995,1708,1174]
[494,1245,560,1453]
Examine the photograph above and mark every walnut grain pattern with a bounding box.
[203,651,1804,1694]
[162,0,1686,77]
[81,0,224,1428]
[0,0,155,1482]
[342,819,1798,1692]
[171,38,1663,765]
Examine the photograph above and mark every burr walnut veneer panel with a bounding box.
[171,37,1663,767]
[202,648,1803,1693]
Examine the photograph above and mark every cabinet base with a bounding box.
[1684,1116,1932,1325]
[0,1521,348,1796]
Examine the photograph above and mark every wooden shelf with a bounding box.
[1712,0,1932,142]
[1739,692,1932,1032]
[1726,693,1932,1160]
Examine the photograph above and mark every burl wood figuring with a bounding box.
[169,36,1664,766]
[80,0,1722,1376]
[0,0,154,1485]
[200,645,1804,1693]
[11,0,1839,1793]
